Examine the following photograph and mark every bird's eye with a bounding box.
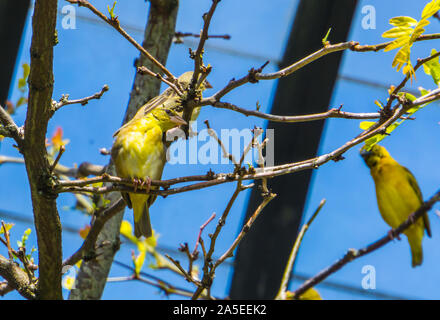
[165,109,172,115]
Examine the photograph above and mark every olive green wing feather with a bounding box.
[112,93,172,137]
[403,166,432,237]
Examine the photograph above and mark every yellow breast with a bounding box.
[113,119,166,180]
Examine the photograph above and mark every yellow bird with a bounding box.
[361,144,431,267]
[112,107,186,238]
[131,71,211,123]
[111,72,210,238]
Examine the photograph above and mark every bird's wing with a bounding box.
[403,166,432,237]
[120,192,132,209]
[113,92,173,138]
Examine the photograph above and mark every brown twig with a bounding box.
[213,192,277,271]
[62,197,126,267]
[276,199,326,300]
[191,178,244,300]
[50,145,65,173]
[193,212,216,256]
[0,105,23,145]
[66,0,179,91]
[204,101,384,122]
[52,84,109,113]
[174,31,231,43]
[164,254,201,287]
[55,104,408,198]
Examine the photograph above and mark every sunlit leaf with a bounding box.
[389,16,418,27]
[382,26,414,38]
[359,121,376,130]
[0,222,14,235]
[423,49,440,86]
[421,0,440,19]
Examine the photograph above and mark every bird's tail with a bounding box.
[131,194,153,238]
[406,229,423,267]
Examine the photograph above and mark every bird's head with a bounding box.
[360,144,391,168]
[151,108,187,131]
[177,71,212,92]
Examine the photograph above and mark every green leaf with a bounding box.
[16,96,27,107]
[18,78,27,90]
[421,0,440,19]
[18,228,32,248]
[389,16,418,27]
[133,251,146,276]
[322,28,332,45]
[423,49,440,86]
[359,121,376,130]
[108,1,117,19]
[0,223,14,235]
[22,63,30,79]
[382,26,414,38]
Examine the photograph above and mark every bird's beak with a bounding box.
[169,114,187,126]
[360,148,371,160]
[204,80,213,89]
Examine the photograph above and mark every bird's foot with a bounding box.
[387,230,401,241]
[132,177,151,193]
[140,177,152,194]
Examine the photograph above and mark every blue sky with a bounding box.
[1,0,439,300]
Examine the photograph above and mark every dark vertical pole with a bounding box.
[229,0,358,299]
[0,1,30,105]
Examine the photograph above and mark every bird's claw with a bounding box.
[132,177,151,193]
[387,230,401,241]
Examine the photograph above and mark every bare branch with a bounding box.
[0,105,23,145]
[276,199,326,300]
[66,0,179,90]
[204,101,382,123]
[52,84,109,113]
[62,197,126,267]
[0,254,36,300]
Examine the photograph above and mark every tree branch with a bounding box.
[51,84,109,113]
[62,198,126,267]
[0,254,36,300]
[66,0,179,91]
[24,0,62,300]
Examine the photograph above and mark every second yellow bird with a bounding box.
[361,144,431,267]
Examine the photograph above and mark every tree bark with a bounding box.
[69,0,179,300]
[24,0,63,299]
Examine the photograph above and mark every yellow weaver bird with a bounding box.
[361,144,431,267]
[131,71,211,123]
[111,72,210,238]
[112,107,186,238]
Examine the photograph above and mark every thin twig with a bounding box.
[62,197,126,267]
[193,212,216,256]
[276,199,326,300]
[66,0,179,92]
[50,145,65,173]
[52,84,109,113]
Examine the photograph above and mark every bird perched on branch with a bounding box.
[111,71,210,238]
[112,107,186,238]
[361,144,431,267]
[130,71,211,124]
